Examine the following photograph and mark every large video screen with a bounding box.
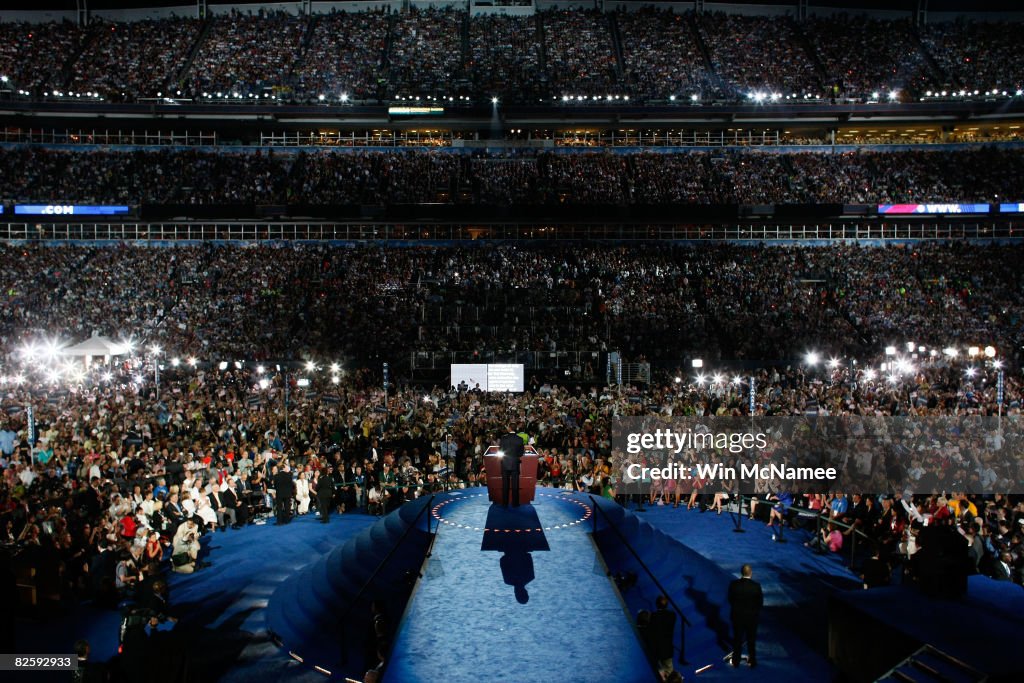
[450,363,524,392]
[877,203,989,215]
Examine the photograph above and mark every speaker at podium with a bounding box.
[484,445,539,505]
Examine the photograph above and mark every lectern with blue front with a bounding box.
[483,445,539,505]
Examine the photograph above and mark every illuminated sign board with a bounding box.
[877,203,989,215]
[14,204,131,216]
[999,203,1024,213]
[387,106,445,116]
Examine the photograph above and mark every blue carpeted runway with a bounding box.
[18,493,1023,683]
[384,489,656,683]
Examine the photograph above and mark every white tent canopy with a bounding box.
[59,334,131,358]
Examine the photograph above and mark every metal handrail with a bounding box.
[588,495,691,666]
[733,493,875,564]
[337,494,436,662]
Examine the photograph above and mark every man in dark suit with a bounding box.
[273,465,295,525]
[498,428,525,508]
[222,479,246,528]
[647,594,678,676]
[316,468,335,523]
[209,483,237,530]
[728,564,764,667]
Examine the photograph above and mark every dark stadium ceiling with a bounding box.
[5,1,1024,13]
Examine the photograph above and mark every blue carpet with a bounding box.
[831,575,1024,677]
[15,512,376,683]
[592,499,839,681]
[385,489,656,683]
[264,497,435,680]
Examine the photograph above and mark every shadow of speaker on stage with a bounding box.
[481,505,550,604]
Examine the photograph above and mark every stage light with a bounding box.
[43,339,61,362]
[133,374,143,384]
[187,357,198,367]
[491,97,499,104]
[872,91,879,100]
[305,360,317,372]
[256,365,265,374]
[171,357,180,367]
[804,351,820,366]
[984,345,996,358]
[670,95,676,101]
[828,358,840,369]
[732,376,742,385]
[329,363,340,374]
[331,375,340,384]
[691,94,699,102]
[712,373,724,385]
[102,372,112,382]
[993,360,1004,369]
[21,343,38,362]
[340,93,349,102]
[150,344,161,356]
[218,361,228,370]
[888,91,899,101]
[695,374,706,385]
[966,367,977,378]
[318,94,325,101]
[863,369,876,381]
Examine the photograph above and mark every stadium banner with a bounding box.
[877,203,990,215]
[14,204,131,216]
[998,202,1024,213]
[612,416,1021,494]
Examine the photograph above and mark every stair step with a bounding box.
[913,648,984,682]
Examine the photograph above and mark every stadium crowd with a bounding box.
[617,8,719,101]
[292,10,389,101]
[182,10,309,99]
[387,7,465,99]
[4,9,1019,102]
[68,18,203,99]
[0,242,1021,682]
[0,354,1020,613]
[4,146,1024,205]
[697,11,820,99]
[1,243,1022,366]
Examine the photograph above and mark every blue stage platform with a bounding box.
[384,489,656,683]
[17,491,1023,683]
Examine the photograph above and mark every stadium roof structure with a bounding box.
[4,0,1024,12]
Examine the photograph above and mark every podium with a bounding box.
[484,445,539,505]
